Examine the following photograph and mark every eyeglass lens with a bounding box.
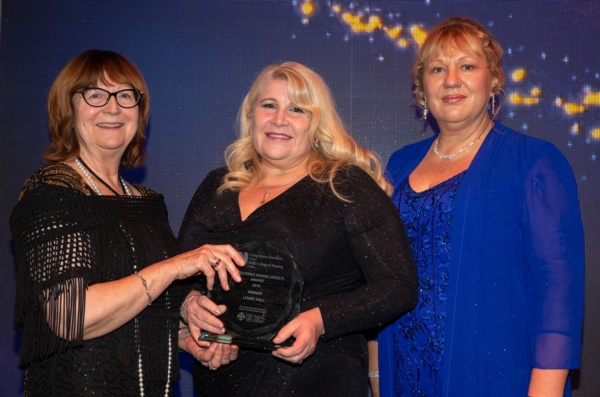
[80,88,140,108]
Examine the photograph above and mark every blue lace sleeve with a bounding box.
[521,146,584,369]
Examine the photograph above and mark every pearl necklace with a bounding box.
[75,158,131,195]
[135,321,172,396]
[77,157,170,395]
[129,239,172,396]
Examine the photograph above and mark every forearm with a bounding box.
[368,340,380,397]
[82,260,177,339]
[528,368,569,397]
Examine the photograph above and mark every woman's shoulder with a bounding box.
[197,166,228,190]
[208,166,229,180]
[133,184,161,197]
[493,122,569,163]
[19,162,90,198]
[329,165,389,198]
[388,136,435,165]
[20,163,162,199]
[329,164,373,184]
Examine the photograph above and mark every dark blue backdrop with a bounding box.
[1,1,598,396]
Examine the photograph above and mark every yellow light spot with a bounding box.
[340,13,383,33]
[530,87,542,97]
[570,123,580,135]
[583,91,600,105]
[508,92,540,105]
[385,26,403,40]
[331,4,341,13]
[410,25,428,46]
[563,103,586,115]
[590,128,600,140]
[397,38,409,48]
[301,1,315,16]
[511,69,527,82]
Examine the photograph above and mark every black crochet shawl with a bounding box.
[10,163,184,384]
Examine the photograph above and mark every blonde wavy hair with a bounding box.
[412,17,505,119]
[218,61,392,199]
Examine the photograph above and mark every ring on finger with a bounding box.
[209,257,220,269]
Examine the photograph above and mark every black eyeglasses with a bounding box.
[77,87,142,108]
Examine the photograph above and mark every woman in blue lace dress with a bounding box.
[372,17,584,397]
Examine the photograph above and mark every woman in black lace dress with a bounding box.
[178,62,418,396]
[10,50,244,396]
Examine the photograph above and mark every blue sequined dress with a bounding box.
[389,171,465,396]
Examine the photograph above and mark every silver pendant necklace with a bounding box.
[259,174,306,204]
[433,129,486,161]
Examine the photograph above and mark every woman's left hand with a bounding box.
[178,327,239,369]
[271,307,324,364]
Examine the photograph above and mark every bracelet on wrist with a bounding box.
[135,271,152,306]
[368,371,379,378]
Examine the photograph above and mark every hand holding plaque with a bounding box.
[199,240,303,351]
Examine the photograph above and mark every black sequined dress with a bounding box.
[179,166,418,397]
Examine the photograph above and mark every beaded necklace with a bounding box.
[75,157,131,195]
[76,157,172,396]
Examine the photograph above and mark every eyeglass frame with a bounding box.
[75,87,142,108]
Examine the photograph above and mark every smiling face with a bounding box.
[423,42,498,131]
[251,78,312,171]
[73,77,140,161]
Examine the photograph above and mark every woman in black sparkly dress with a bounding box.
[179,61,418,397]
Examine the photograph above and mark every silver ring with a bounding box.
[209,257,220,268]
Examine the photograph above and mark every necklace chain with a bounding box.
[75,157,131,195]
[259,174,306,204]
[433,129,487,161]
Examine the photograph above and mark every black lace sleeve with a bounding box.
[11,181,95,366]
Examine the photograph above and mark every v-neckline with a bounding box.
[237,176,307,222]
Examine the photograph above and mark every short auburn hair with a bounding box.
[44,49,150,169]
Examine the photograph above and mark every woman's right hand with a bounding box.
[179,326,239,370]
[184,293,229,338]
[167,244,245,291]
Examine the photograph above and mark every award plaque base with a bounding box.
[199,331,294,351]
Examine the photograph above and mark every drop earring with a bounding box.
[423,103,428,120]
[491,95,496,117]
[314,138,319,148]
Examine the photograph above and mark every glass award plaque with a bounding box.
[199,239,303,351]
